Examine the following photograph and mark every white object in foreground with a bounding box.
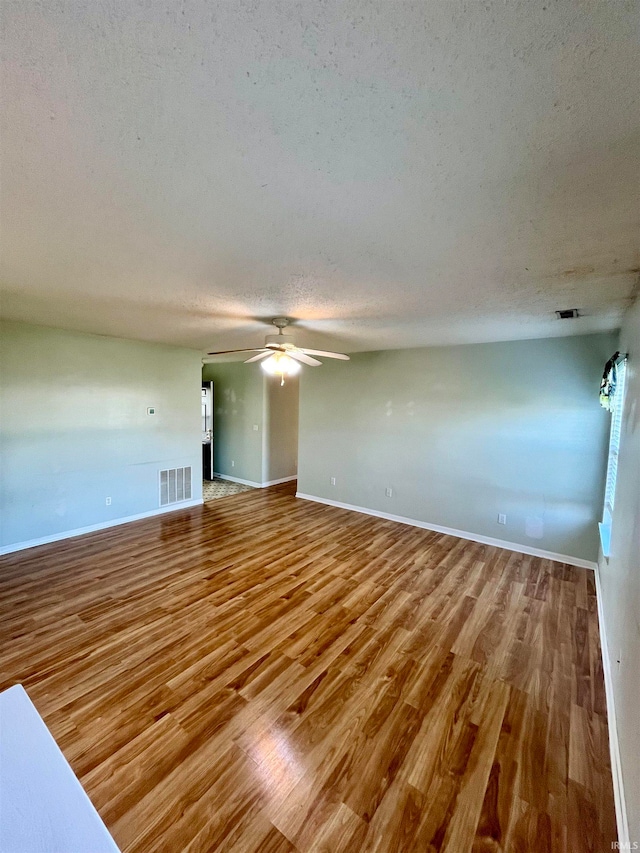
[0,683,120,853]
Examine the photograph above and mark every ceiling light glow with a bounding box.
[260,352,301,385]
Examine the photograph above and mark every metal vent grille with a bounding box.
[555,308,580,319]
[159,466,192,506]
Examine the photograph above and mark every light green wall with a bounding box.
[598,298,640,842]
[202,362,265,484]
[264,374,299,482]
[0,320,202,551]
[298,333,615,562]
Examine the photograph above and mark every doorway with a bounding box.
[201,382,213,481]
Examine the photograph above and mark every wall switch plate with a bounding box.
[498,513,506,524]
[105,497,112,506]
[330,477,336,486]
[253,424,259,431]
[231,460,235,467]
[385,487,393,497]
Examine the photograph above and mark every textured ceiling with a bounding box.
[1,1,638,354]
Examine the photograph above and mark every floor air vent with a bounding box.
[159,466,192,506]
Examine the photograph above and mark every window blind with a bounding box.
[603,358,627,514]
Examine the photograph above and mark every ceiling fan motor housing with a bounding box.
[265,332,295,348]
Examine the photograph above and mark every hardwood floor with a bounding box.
[0,483,617,852]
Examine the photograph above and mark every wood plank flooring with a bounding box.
[0,483,617,852]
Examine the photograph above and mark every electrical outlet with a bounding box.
[385,487,393,497]
[231,460,235,467]
[498,513,506,524]
[253,424,259,431]
[105,497,112,506]
[330,476,336,486]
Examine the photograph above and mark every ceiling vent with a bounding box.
[555,308,580,320]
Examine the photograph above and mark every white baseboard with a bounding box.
[214,473,297,488]
[295,493,597,570]
[593,562,629,847]
[213,473,262,487]
[262,476,297,487]
[0,499,204,556]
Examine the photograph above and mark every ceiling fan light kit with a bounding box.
[206,318,350,385]
[261,352,302,385]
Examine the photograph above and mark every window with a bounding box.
[599,358,627,556]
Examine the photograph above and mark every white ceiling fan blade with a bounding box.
[207,348,264,356]
[287,351,322,366]
[244,351,272,363]
[299,348,350,360]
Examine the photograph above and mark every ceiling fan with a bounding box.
[206,317,350,385]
